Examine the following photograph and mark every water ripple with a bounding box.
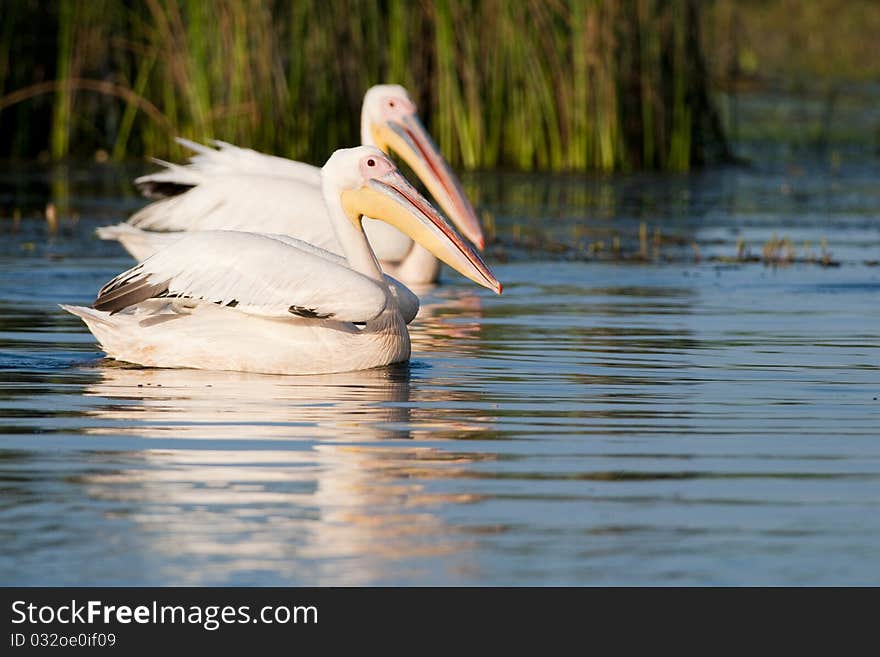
[1,163,879,584]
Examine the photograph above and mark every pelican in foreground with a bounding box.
[63,147,501,375]
[98,85,484,285]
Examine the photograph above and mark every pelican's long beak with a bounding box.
[341,171,501,294]
[372,115,485,250]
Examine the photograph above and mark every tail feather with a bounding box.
[59,304,112,329]
[96,223,137,241]
[134,159,206,198]
[60,304,132,359]
[176,137,218,157]
[133,138,320,200]
[95,223,181,261]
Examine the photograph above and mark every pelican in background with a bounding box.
[98,85,484,285]
[63,146,501,375]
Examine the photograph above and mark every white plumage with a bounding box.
[126,175,339,249]
[98,85,484,284]
[91,230,419,323]
[64,146,500,375]
[139,138,322,189]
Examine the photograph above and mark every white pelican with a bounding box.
[97,85,484,285]
[63,146,501,375]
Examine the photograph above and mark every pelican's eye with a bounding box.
[360,153,393,178]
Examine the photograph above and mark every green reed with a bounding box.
[0,0,728,171]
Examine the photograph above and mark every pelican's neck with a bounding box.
[322,181,384,284]
[360,109,375,148]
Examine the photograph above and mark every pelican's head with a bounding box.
[361,84,485,251]
[323,146,501,294]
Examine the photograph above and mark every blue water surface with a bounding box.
[0,157,878,585]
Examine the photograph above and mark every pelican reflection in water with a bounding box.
[74,362,493,584]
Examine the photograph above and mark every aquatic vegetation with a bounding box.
[703,234,839,268]
[0,0,729,171]
[487,218,848,269]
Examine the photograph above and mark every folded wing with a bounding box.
[93,231,390,323]
[126,175,339,252]
[266,234,419,324]
[135,138,321,198]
